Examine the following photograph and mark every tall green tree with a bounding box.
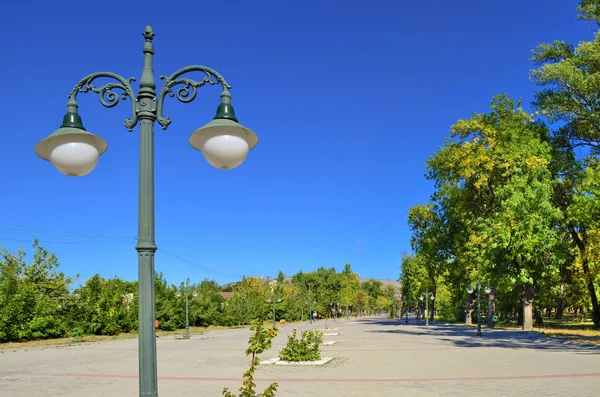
[0,241,73,341]
[339,263,359,317]
[530,6,600,326]
[427,95,562,330]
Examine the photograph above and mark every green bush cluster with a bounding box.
[278,328,323,362]
[1,241,398,343]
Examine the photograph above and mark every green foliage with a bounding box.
[222,277,268,326]
[0,241,73,342]
[529,8,600,327]
[577,0,600,27]
[222,317,278,397]
[278,328,323,362]
[0,239,394,342]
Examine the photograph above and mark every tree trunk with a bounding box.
[345,305,349,319]
[465,294,473,325]
[397,298,403,319]
[486,290,496,328]
[517,308,523,327]
[522,284,534,331]
[429,287,436,322]
[535,309,544,326]
[570,226,600,328]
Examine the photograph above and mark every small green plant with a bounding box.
[69,326,85,338]
[278,328,323,362]
[222,318,278,397]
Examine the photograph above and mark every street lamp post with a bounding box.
[405,297,410,324]
[267,296,282,329]
[176,279,198,339]
[331,301,337,321]
[467,282,492,336]
[34,27,258,397]
[308,282,313,324]
[419,292,434,327]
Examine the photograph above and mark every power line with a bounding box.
[159,248,242,279]
[0,224,243,280]
[0,225,133,240]
[0,237,132,245]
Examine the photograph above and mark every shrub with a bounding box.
[279,328,323,362]
[69,326,85,338]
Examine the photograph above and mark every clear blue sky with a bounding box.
[0,0,590,287]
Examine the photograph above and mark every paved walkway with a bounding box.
[1,317,599,396]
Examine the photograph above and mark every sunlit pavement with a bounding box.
[1,316,599,396]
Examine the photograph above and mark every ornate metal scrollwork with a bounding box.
[156,65,231,130]
[68,72,139,131]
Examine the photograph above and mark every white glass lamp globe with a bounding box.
[176,292,182,298]
[189,118,258,170]
[431,295,435,301]
[467,287,474,294]
[50,142,99,176]
[35,127,108,177]
[485,287,492,294]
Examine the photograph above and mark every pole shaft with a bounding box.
[309,284,312,324]
[136,27,158,397]
[185,279,189,339]
[136,117,158,397]
[426,294,429,327]
[477,282,482,335]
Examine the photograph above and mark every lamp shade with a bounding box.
[35,125,107,177]
[485,287,492,294]
[189,118,258,170]
[467,287,474,294]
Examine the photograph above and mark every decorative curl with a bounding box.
[156,65,231,130]
[68,72,138,131]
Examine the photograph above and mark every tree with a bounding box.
[339,263,359,318]
[222,277,268,326]
[0,241,73,341]
[189,279,224,327]
[407,203,449,320]
[530,12,600,327]
[427,95,562,330]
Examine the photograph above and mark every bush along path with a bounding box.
[260,328,334,365]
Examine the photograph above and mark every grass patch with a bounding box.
[539,328,600,345]
[0,325,247,350]
[0,333,138,350]
[442,318,600,345]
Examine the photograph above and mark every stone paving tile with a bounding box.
[1,316,599,396]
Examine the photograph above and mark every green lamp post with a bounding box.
[34,27,258,397]
[267,296,282,329]
[419,292,434,327]
[176,278,198,339]
[307,282,314,324]
[467,282,492,336]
